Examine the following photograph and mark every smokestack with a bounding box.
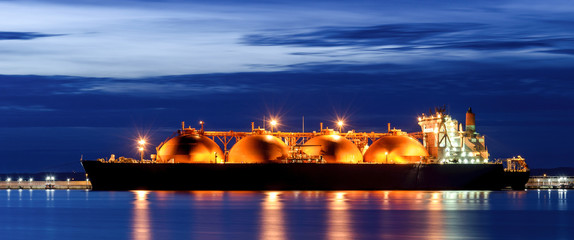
[466,107,476,132]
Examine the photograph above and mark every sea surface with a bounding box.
[0,190,572,240]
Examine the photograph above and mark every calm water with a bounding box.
[0,190,572,240]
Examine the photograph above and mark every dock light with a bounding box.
[18,178,23,182]
[138,147,145,161]
[6,178,11,182]
[337,120,344,132]
[270,119,277,132]
[137,138,146,161]
[29,178,33,182]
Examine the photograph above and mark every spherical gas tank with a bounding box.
[157,135,223,163]
[363,135,428,164]
[228,135,289,163]
[302,135,363,163]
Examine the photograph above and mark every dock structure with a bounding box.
[0,180,91,190]
[526,176,574,189]
[190,128,413,153]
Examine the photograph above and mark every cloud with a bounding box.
[242,23,485,48]
[242,22,574,55]
[2,56,573,100]
[1,0,574,78]
[0,74,253,97]
[541,49,574,55]
[438,40,552,50]
[0,31,64,40]
[0,105,54,111]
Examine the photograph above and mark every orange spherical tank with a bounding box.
[363,135,428,164]
[302,135,363,163]
[228,135,289,163]
[157,135,224,163]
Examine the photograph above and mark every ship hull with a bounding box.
[503,171,531,190]
[82,161,526,191]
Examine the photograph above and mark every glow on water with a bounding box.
[0,190,572,239]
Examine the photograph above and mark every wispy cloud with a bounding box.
[0,0,571,77]
[242,22,574,54]
[0,105,54,111]
[242,23,485,47]
[541,49,574,55]
[0,31,64,40]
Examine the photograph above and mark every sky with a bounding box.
[1,0,573,172]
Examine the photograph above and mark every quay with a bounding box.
[0,179,91,190]
[526,175,573,189]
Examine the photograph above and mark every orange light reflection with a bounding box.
[327,191,353,240]
[132,190,151,240]
[260,191,286,240]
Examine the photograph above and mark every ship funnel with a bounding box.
[466,107,476,132]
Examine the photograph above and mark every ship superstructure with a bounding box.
[418,107,489,164]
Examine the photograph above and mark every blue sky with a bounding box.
[1,0,573,172]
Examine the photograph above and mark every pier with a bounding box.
[0,180,91,190]
[526,175,574,189]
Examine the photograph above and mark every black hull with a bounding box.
[503,171,531,190]
[82,161,528,191]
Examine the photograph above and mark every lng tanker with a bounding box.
[82,108,530,190]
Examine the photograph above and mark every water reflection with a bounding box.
[116,190,574,240]
[537,189,568,211]
[132,190,151,240]
[46,189,55,201]
[327,192,353,240]
[254,191,500,240]
[260,191,286,240]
